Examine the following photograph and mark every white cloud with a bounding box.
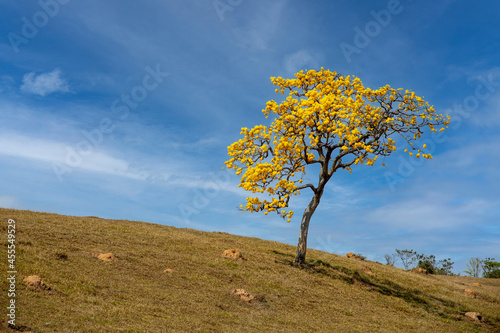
[284,50,320,75]
[20,69,69,96]
[0,195,22,209]
[231,0,288,50]
[163,169,245,197]
[0,132,145,180]
[365,191,499,232]
[0,130,243,193]
[433,141,500,178]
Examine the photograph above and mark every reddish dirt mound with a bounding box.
[463,289,476,298]
[222,249,244,260]
[410,268,427,274]
[232,288,254,303]
[92,252,118,261]
[361,265,375,276]
[345,252,363,260]
[23,275,51,291]
[465,311,483,322]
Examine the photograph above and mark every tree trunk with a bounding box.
[294,191,322,264]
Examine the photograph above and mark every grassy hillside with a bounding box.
[1,208,499,332]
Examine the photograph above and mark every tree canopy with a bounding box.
[225,68,450,263]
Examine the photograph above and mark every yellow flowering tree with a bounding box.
[225,68,450,264]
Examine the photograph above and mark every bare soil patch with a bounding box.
[23,275,51,291]
[345,252,363,260]
[92,252,118,261]
[231,288,254,303]
[222,249,244,260]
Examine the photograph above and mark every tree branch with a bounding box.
[296,183,317,193]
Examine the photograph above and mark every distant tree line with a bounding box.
[464,257,500,278]
[384,249,500,278]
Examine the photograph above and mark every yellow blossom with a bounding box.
[224,68,450,222]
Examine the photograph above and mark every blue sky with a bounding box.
[1,0,499,274]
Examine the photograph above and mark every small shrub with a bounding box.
[483,259,500,278]
[417,254,454,275]
[355,253,366,260]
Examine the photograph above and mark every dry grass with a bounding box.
[1,208,499,332]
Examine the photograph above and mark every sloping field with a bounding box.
[1,208,499,332]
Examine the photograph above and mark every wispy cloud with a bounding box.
[0,195,23,209]
[20,68,69,96]
[433,141,500,179]
[367,196,470,231]
[0,132,145,180]
[231,0,288,50]
[284,50,320,75]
